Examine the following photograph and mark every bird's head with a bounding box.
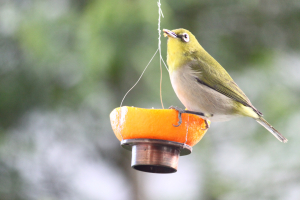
[163,28,201,55]
[163,28,202,71]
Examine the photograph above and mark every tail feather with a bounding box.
[256,117,288,143]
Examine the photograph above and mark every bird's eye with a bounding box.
[182,33,189,42]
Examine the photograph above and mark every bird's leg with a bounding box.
[169,106,206,127]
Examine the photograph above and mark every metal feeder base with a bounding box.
[121,139,192,174]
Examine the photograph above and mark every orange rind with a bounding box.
[110,106,209,147]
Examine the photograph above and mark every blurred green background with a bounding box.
[1,0,300,199]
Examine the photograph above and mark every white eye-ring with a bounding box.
[182,33,189,42]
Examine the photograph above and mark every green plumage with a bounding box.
[189,55,262,116]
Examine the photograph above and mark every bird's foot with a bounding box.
[169,106,185,127]
[169,106,206,127]
[201,119,210,130]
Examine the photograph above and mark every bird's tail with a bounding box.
[256,117,288,143]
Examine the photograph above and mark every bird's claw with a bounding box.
[201,119,210,130]
[169,106,211,129]
[169,106,184,127]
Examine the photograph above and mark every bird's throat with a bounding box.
[167,50,189,74]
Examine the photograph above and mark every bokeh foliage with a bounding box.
[0,0,300,199]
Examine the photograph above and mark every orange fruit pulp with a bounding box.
[110,106,209,147]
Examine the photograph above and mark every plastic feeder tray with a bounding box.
[110,106,209,173]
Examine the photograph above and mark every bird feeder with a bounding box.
[110,106,209,173]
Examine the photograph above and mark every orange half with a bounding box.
[110,107,209,147]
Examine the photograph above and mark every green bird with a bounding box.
[163,28,287,143]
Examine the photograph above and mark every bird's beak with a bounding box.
[163,29,177,38]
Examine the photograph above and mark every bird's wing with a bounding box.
[190,60,262,116]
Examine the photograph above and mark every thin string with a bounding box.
[157,1,169,74]
[157,0,164,109]
[120,49,159,107]
[118,1,169,141]
[161,57,169,72]
[156,2,189,145]
[119,49,159,141]
[120,1,168,108]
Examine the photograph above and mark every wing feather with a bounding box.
[189,60,262,116]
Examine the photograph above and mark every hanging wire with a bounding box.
[120,49,159,107]
[120,0,169,108]
[118,1,178,141]
[117,1,191,148]
[157,0,164,109]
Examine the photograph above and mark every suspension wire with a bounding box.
[120,49,159,107]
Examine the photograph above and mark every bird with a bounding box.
[163,28,288,143]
